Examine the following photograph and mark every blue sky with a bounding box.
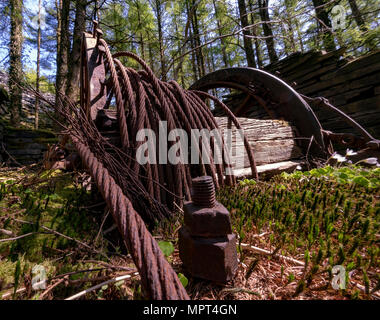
[0,0,53,78]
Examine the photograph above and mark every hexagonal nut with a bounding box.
[179,227,238,283]
[184,201,232,237]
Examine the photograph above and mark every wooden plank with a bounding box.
[302,64,380,95]
[215,117,302,166]
[233,160,303,179]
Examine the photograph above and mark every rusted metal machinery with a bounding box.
[179,176,238,283]
[67,21,379,299]
[190,68,380,157]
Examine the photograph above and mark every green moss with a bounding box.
[217,165,380,296]
[4,126,56,137]
[0,169,109,298]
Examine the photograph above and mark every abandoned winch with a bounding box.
[52,21,379,299]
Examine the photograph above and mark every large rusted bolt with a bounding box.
[191,175,216,208]
[179,176,238,283]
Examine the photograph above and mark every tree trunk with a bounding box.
[311,0,336,52]
[154,0,166,81]
[35,0,42,130]
[148,42,155,74]
[66,0,87,100]
[56,0,62,65]
[237,0,256,68]
[348,0,366,31]
[284,0,296,53]
[56,0,70,99]
[212,0,229,68]
[190,0,206,78]
[248,0,263,68]
[295,18,304,53]
[8,0,23,127]
[258,0,278,63]
[135,1,145,60]
[185,0,198,82]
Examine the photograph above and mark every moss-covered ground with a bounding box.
[0,165,379,300]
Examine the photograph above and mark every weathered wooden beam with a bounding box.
[215,117,302,167]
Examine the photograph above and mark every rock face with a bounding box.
[0,71,57,166]
[0,70,55,127]
[2,127,57,165]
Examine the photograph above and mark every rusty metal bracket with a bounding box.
[80,32,107,120]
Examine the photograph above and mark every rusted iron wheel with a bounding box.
[190,67,328,158]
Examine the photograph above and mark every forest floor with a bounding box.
[0,164,379,300]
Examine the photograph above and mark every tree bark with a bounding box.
[35,0,42,129]
[348,0,366,31]
[56,0,62,67]
[248,0,263,68]
[212,0,229,68]
[258,0,278,63]
[136,2,145,61]
[237,0,256,68]
[56,0,70,99]
[311,0,336,52]
[190,0,206,78]
[66,0,87,100]
[185,0,198,82]
[9,0,23,127]
[154,0,166,81]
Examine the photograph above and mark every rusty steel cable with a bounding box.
[87,38,258,213]
[71,136,189,300]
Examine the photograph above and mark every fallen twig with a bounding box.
[64,272,139,300]
[240,242,304,266]
[9,217,107,258]
[0,232,45,242]
[40,277,67,300]
[0,228,14,236]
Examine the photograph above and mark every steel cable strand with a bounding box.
[99,40,130,151]
[192,90,257,181]
[136,77,183,209]
[185,90,235,185]
[113,58,137,134]
[72,136,189,300]
[138,77,179,207]
[140,80,167,202]
[144,113,162,202]
[73,95,170,222]
[188,90,247,183]
[138,79,184,207]
[140,80,177,205]
[154,80,186,208]
[163,81,220,189]
[141,81,177,207]
[124,68,149,177]
[132,77,162,202]
[185,90,235,186]
[32,86,170,223]
[149,83,194,200]
[168,81,226,188]
[192,90,259,180]
[154,81,207,196]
